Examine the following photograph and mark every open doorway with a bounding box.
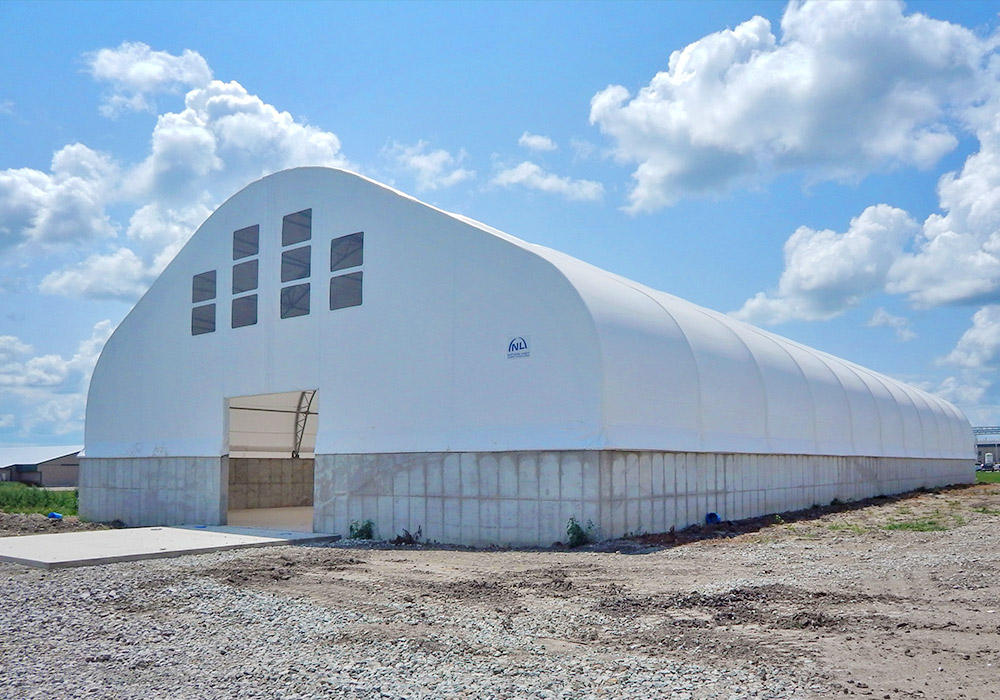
[226,390,318,531]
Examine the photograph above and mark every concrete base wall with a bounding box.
[313,451,973,547]
[79,451,973,540]
[79,457,228,527]
[228,458,313,510]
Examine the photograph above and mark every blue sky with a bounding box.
[2,0,1000,446]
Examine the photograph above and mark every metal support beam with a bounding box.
[291,390,316,458]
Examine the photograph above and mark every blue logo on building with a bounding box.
[507,336,530,359]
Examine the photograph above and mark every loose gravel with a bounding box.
[3,483,999,700]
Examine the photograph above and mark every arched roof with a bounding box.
[84,167,972,460]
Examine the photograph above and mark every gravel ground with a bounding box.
[2,483,999,700]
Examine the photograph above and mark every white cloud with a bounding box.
[866,307,916,342]
[940,305,1000,369]
[518,132,557,152]
[0,321,113,437]
[28,47,350,304]
[128,79,349,206]
[0,144,119,250]
[734,205,917,324]
[39,247,155,302]
[0,101,13,116]
[492,161,604,202]
[590,0,990,212]
[886,113,1000,307]
[384,140,474,191]
[87,41,213,117]
[0,414,13,429]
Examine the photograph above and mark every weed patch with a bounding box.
[349,519,375,539]
[566,517,595,548]
[884,519,946,532]
[0,483,78,515]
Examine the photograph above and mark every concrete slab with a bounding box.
[0,526,339,569]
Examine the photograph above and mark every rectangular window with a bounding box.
[232,294,258,328]
[330,271,363,310]
[232,259,259,294]
[281,245,311,282]
[233,225,259,260]
[192,270,217,303]
[330,232,363,272]
[280,283,310,318]
[191,304,216,335]
[282,209,312,246]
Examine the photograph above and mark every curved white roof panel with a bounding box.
[84,167,972,459]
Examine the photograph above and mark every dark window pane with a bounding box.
[232,294,258,328]
[330,271,363,310]
[330,232,363,272]
[191,304,215,335]
[192,270,216,303]
[233,225,259,259]
[282,209,312,246]
[232,259,259,294]
[280,283,310,318]
[281,245,311,282]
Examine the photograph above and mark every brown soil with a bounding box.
[0,511,109,537]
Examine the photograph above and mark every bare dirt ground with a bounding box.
[0,511,109,536]
[3,484,999,699]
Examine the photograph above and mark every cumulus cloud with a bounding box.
[940,305,1000,369]
[0,321,113,437]
[383,140,474,191]
[87,41,213,116]
[518,132,557,152]
[590,0,990,212]
[866,308,916,342]
[39,248,155,302]
[128,79,349,206]
[886,113,1000,307]
[734,205,917,324]
[20,47,350,303]
[492,161,604,202]
[0,144,119,250]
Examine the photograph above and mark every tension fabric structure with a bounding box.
[80,167,974,543]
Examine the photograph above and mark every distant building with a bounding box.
[81,168,974,545]
[0,446,82,487]
[974,427,1000,464]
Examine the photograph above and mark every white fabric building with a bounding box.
[81,167,974,545]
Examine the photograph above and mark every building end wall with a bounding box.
[79,457,228,527]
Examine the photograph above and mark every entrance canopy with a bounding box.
[228,391,317,458]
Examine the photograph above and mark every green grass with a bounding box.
[0,483,78,515]
[976,471,1000,484]
[884,519,946,532]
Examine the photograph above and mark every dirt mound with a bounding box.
[0,512,109,537]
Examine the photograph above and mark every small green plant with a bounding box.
[566,517,595,548]
[349,519,375,539]
[772,514,785,525]
[885,519,946,532]
[0,483,78,515]
[973,506,1000,515]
